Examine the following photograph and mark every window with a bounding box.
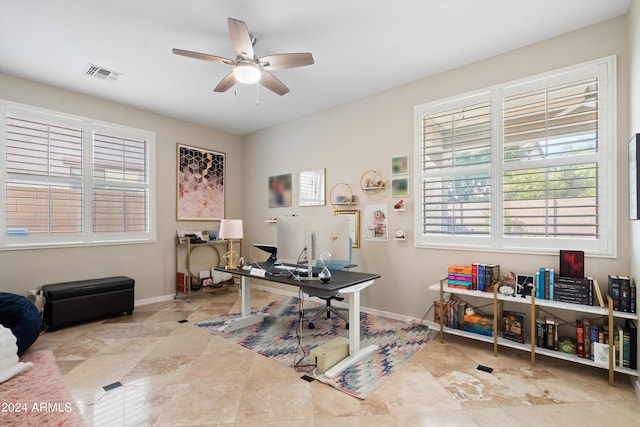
[1,102,156,249]
[414,57,615,256]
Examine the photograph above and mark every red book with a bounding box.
[576,319,585,358]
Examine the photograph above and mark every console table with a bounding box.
[215,265,381,377]
[175,238,238,302]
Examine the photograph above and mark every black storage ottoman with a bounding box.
[42,276,135,331]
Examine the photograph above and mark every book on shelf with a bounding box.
[631,282,636,313]
[622,327,631,368]
[583,318,591,360]
[484,264,500,294]
[589,322,599,361]
[559,250,585,278]
[553,276,590,305]
[619,276,631,312]
[471,263,478,290]
[593,342,612,368]
[576,319,585,358]
[536,318,546,348]
[477,264,486,291]
[463,312,493,337]
[545,316,559,351]
[626,319,637,369]
[615,325,623,367]
[503,311,526,344]
[608,275,620,311]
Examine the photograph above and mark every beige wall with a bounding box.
[241,16,631,319]
[0,73,242,300]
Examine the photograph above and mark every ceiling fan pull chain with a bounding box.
[256,83,260,107]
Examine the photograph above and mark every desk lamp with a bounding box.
[219,219,243,269]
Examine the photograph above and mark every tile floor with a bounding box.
[29,288,640,426]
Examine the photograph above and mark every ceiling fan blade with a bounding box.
[214,72,236,92]
[172,48,234,65]
[260,53,314,70]
[260,71,290,96]
[228,18,254,59]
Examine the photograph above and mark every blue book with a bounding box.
[549,268,555,301]
[477,264,486,291]
[536,272,542,299]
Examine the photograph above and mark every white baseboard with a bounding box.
[136,283,420,325]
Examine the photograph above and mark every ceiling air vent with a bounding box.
[83,63,122,82]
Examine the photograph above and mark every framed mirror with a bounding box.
[299,168,325,206]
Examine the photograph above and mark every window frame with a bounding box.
[0,100,156,250]
[413,56,616,257]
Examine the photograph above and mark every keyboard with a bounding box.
[274,265,308,273]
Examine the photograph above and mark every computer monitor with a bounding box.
[276,216,350,277]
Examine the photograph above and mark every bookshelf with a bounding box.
[429,279,638,385]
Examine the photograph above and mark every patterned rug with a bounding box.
[195,296,438,399]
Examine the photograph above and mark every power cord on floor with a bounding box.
[293,287,317,373]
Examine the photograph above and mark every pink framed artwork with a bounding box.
[177,143,225,220]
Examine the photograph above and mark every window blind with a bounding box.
[92,132,149,233]
[502,78,599,239]
[421,101,492,236]
[5,115,83,235]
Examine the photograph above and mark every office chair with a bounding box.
[303,239,356,330]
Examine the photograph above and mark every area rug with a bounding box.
[0,350,84,427]
[195,296,438,399]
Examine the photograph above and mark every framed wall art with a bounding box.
[299,168,325,207]
[392,155,409,175]
[335,209,360,248]
[176,143,225,221]
[269,173,293,208]
[391,177,409,198]
[364,203,388,241]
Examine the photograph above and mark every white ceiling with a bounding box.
[0,0,631,136]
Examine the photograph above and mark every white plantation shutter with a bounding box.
[5,114,84,238]
[420,100,492,236]
[503,78,599,239]
[414,57,615,255]
[92,130,149,235]
[1,102,155,248]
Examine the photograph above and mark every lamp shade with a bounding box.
[219,219,243,240]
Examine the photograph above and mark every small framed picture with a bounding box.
[391,177,409,198]
[335,209,360,248]
[392,155,409,175]
[516,274,535,298]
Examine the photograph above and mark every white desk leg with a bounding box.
[324,281,378,377]
[219,275,264,332]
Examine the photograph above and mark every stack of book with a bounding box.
[608,275,637,313]
[470,263,501,293]
[535,316,559,350]
[553,276,596,306]
[433,298,467,330]
[447,265,472,290]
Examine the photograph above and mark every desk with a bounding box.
[215,265,381,377]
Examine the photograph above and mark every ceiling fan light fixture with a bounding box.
[233,61,261,84]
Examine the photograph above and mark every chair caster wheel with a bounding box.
[308,322,315,329]
[346,322,349,330]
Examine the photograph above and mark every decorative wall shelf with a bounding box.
[330,183,357,209]
[360,170,387,198]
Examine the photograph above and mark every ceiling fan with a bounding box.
[173,17,314,96]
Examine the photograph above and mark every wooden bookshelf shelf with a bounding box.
[429,280,639,385]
